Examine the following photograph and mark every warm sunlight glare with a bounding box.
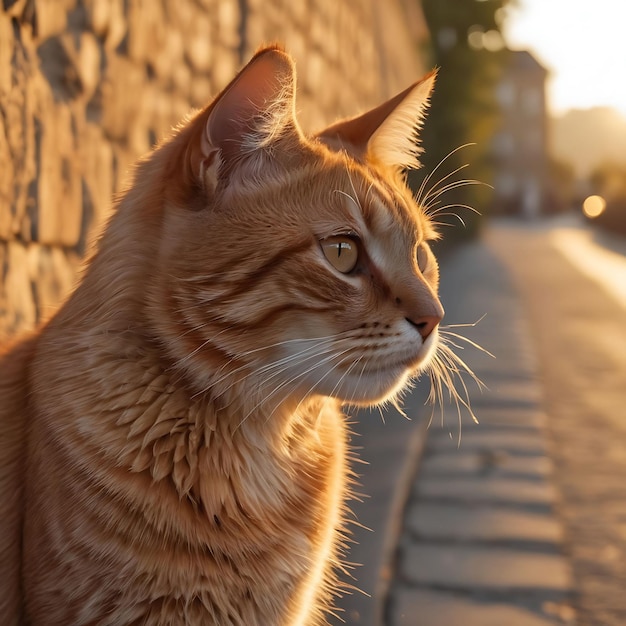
[551,229,626,310]
[504,0,626,115]
[582,195,607,219]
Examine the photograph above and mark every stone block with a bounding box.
[1,242,37,336]
[415,475,556,507]
[153,28,185,81]
[419,450,552,480]
[390,588,571,626]
[95,0,127,50]
[404,502,563,544]
[428,427,548,456]
[216,1,239,48]
[37,100,82,247]
[400,543,572,592]
[80,123,113,230]
[0,107,14,240]
[211,47,239,93]
[184,13,213,74]
[466,405,545,428]
[34,246,78,321]
[76,32,102,101]
[101,55,143,142]
[36,0,70,39]
[0,14,13,94]
[189,76,213,109]
[126,0,166,64]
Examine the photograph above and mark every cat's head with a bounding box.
[148,46,443,408]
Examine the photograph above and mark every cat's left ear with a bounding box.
[317,70,436,170]
[197,46,299,186]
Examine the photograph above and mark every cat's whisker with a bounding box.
[343,355,369,410]
[218,336,349,393]
[424,323,490,444]
[235,346,343,406]
[290,354,363,425]
[189,334,348,398]
[344,157,365,212]
[415,142,476,206]
[173,328,232,367]
[431,214,469,228]
[419,163,471,206]
[364,181,375,207]
[426,203,481,217]
[333,189,362,216]
[237,347,357,431]
[440,313,487,329]
[244,343,351,401]
[200,329,368,396]
[423,179,486,210]
[440,329,494,359]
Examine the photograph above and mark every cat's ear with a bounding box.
[317,70,436,170]
[197,46,299,183]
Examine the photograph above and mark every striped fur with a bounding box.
[0,47,442,624]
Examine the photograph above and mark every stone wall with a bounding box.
[0,0,428,341]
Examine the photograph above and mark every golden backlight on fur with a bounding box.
[0,46,444,625]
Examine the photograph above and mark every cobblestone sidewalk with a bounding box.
[386,238,577,626]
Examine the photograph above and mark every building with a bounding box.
[491,50,549,217]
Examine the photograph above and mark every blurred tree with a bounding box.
[589,161,626,200]
[547,157,576,213]
[411,0,514,244]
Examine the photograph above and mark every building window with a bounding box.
[522,88,542,116]
[493,131,515,157]
[496,81,515,109]
[495,172,517,198]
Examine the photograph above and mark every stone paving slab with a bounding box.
[427,428,548,455]
[415,475,556,506]
[390,588,572,626]
[400,543,572,592]
[404,502,563,543]
[429,405,545,434]
[462,405,545,428]
[418,450,553,479]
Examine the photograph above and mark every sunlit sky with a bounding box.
[503,0,626,116]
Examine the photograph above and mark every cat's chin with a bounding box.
[329,353,435,407]
[304,332,439,407]
[345,368,413,407]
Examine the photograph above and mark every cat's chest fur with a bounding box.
[22,329,348,624]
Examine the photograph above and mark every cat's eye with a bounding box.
[321,236,359,274]
[417,243,430,272]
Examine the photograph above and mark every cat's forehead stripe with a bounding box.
[363,180,419,240]
[367,193,395,234]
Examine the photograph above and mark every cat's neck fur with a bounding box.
[42,136,329,514]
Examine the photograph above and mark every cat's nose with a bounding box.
[406,315,441,340]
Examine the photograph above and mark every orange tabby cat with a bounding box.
[0,46,442,625]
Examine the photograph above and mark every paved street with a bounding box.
[337,217,626,626]
[488,220,626,626]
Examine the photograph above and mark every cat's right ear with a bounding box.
[316,70,436,171]
[195,46,299,188]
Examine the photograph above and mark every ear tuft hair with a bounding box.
[202,47,299,164]
[317,70,437,170]
[368,71,436,170]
